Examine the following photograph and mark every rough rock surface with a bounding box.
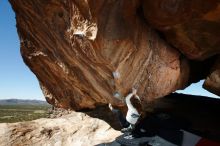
[0,112,121,146]
[9,0,190,110]
[143,0,220,60]
[204,56,220,96]
[142,1,220,96]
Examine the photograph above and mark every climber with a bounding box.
[121,88,142,133]
[109,88,142,133]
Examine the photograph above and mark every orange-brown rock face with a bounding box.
[204,56,220,96]
[9,0,189,110]
[142,0,220,97]
[143,0,220,60]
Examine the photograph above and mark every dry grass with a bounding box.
[0,104,51,123]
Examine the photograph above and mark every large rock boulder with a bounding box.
[0,112,121,146]
[9,0,189,110]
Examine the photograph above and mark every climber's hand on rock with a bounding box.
[132,87,137,95]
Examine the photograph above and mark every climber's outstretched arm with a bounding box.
[124,93,133,100]
[134,95,141,102]
[124,88,137,99]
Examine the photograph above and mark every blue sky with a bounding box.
[0,0,219,101]
[0,0,44,100]
[176,80,219,98]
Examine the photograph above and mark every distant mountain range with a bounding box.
[0,99,49,105]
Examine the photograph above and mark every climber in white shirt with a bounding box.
[121,88,141,133]
[109,88,142,133]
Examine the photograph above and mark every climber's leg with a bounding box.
[121,124,135,133]
[109,104,129,128]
